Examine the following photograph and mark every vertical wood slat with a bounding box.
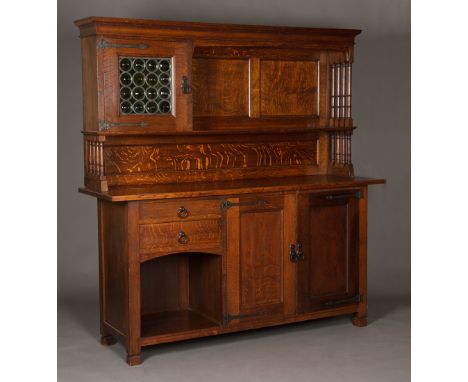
[330,64,335,120]
[84,136,105,177]
[330,132,352,165]
[329,61,353,126]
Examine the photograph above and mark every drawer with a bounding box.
[139,198,221,223]
[139,219,222,258]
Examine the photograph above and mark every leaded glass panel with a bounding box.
[119,57,172,115]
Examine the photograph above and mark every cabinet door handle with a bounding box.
[177,206,189,218]
[181,76,191,94]
[289,244,297,262]
[290,242,304,262]
[296,242,304,261]
[178,231,189,244]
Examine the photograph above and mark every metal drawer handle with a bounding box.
[178,231,189,244]
[177,206,189,218]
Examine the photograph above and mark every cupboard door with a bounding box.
[224,195,296,325]
[98,37,192,133]
[297,191,359,313]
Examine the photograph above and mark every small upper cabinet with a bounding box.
[80,35,193,133]
[192,47,327,130]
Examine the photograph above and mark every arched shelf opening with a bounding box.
[140,251,222,340]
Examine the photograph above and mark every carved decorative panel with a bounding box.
[104,140,318,175]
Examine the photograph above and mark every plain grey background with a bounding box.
[58,0,410,302]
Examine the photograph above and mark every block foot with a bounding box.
[126,354,142,366]
[351,314,368,327]
[100,334,117,346]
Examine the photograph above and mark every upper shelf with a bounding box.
[79,175,385,202]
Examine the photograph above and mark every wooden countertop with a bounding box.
[79,175,385,202]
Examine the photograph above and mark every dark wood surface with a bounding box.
[75,17,384,365]
[79,175,385,201]
[297,191,359,312]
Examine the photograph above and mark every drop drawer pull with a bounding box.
[177,206,189,218]
[178,231,189,244]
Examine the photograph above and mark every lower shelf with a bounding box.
[141,310,220,338]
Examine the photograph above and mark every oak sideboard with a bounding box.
[75,16,385,365]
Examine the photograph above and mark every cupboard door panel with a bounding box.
[99,37,192,132]
[297,191,359,313]
[225,194,295,325]
[240,210,283,310]
[260,60,319,117]
[192,58,249,117]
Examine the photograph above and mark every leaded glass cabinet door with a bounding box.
[98,37,192,132]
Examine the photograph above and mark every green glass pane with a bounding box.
[146,73,158,86]
[158,87,171,99]
[120,101,132,114]
[133,59,145,72]
[146,59,157,72]
[146,101,158,113]
[119,56,172,115]
[146,87,157,100]
[159,60,170,72]
[120,72,132,86]
[159,73,170,86]
[133,101,145,113]
[119,58,131,71]
[132,72,145,86]
[132,87,145,100]
[120,87,131,100]
[159,100,171,113]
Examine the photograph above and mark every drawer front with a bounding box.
[139,198,221,223]
[139,219,222,257]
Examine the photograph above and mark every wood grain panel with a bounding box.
[240,210,283,309]
[189,254,222,323]
[297,191,359,313]
[140,253,185,315]
[104,140,317,175]
[192,58,249,117]
[100,201,128,335]
[260,60,319,116]
[139,219,222,255]
[139,198,221,223]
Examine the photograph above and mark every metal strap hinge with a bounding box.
[324,190,361,201]
[223,312,260,323]
[99,120,148,131]
[221,199,266,210]
[97,40,149,50]
[324,294,363,307]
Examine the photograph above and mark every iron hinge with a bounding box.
[181,76,192,94]
[221,199,266,210]
[223,312,261,323]
[324,294,363,307]
[98,120,148,131]
[324,190,361,201]
[97,40,149,50]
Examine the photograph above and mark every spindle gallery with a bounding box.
[75,17,385,365]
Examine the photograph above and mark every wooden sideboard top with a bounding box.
[79,175,385,201]
[75,16,361,43]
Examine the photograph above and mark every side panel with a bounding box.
[99,200,129,338]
